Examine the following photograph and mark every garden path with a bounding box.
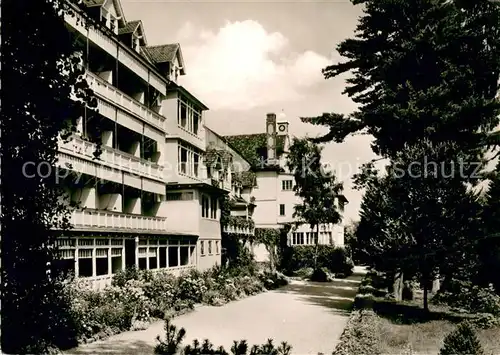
[68,267,366,355]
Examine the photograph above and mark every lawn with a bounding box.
[351,273,500,355]
[377,317,500,354]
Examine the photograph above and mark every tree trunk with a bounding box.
[313,225,319,270]
[432,274,440,294]
[423,279,429,312]
[393,271,404,301]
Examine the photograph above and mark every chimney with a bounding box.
[266,113,277,165]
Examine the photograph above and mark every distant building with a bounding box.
[225,113,348,261]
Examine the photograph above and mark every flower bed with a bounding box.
[64,266,289,346]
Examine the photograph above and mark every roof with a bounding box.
[118,20,140,35]
[224,133,286,169]
[144,44,179,63]
[233,171,257,188]
[205,147,232,173]
[82,0,105,6]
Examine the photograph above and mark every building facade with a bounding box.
[205,127,256,238]
[225,113,348,261]
[56,0,228,288]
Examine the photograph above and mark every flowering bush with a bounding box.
[67,265,289,345]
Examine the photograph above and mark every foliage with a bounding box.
[254,228,285,272]
[299,0,500,311]
[301,0,500,160]
[281,245,354,277]
[155,319,293,355]
[439,322,485,355]
[154,318,187,355]
[286,138,344,271]
[343,220,361,264]
[1,0,101,352]
[227,215,255,230]
[355,141,485,310]
[332,310,381,355]
[66,265,287,346]
[432,280,500,316]
[480,160,500,292]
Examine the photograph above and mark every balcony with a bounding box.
[64,9,166,95]
[223,225,255,236]
[58,135,165,183]
[85,71,165,132]
[71,209,168,232]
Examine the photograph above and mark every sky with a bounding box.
[121,0,380,222]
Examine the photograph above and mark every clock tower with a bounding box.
[266,113,277,165]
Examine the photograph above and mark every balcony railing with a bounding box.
[71,209,168,232]
[59,135,164,182]
[85,72,165,131]
[223,225,255,236]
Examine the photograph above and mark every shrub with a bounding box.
[332,310,381,355]
[111,267,141,288]
[471,313,500,329]
[432,280,500,315]
[176,269,208,304]
[439,322,485,355]
[310,268,331,282]
[281,246,354,277]
[155,319,293,355]
[154,318,187,355]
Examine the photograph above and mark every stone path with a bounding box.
[67,267,366,355]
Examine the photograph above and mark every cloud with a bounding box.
[176,20,330,111]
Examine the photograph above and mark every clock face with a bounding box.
[278,124,286,132]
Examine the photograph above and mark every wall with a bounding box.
[252,171,279,227]
[162,189,199,235]
[205,126,251,173]
[276,172,300,225]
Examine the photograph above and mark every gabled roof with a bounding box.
[82,0,105,6]
[118,20,147,46]
[224,133,286,169]
[118,20,140,35]
[144,43,186,75]
[82,0,126,26]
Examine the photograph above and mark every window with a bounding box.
[167,192,194,201]
[178,143,201,178]
[180,246,189,266]
[200,241,205,255]
[210,198,217,219]
[215,241,220,254]
[208,241,213,254]
[202,195,210,218]
[279,204,285,216]
[178,96,202,136]
[179,101,187,128]
[194,154,199,177]
[282,180,293,191]
[179,146,187,174]
[168,246,179,267]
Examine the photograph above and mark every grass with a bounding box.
[356,271,500,355]
[377,317,500,354]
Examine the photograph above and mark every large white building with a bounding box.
[55,0,233,287]
[225,113,348,261]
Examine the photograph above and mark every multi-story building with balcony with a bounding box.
[55,0,226,287]
[225,112,348,261]
[205,127,257,238]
